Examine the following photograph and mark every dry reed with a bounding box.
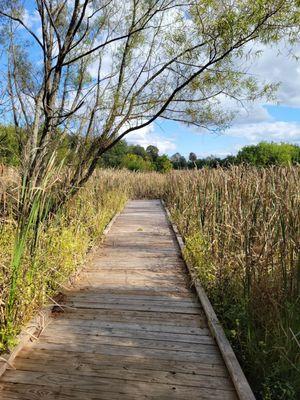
[163,166,300,399]
[0,166,299,399]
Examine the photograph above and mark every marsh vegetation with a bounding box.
[0,165,299,398]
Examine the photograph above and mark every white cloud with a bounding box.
[226,121,300,144]
[22,8,41,30]
[213,41,300,129]
[198,150,232,158]
[22,9,31,28]
[126,124,176,154]
[217,42,300,151]
[233,103,273,125]
[249,42,300,108]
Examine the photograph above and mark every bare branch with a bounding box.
[0,9,44,49]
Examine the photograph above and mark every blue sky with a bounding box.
[127,102,300,158]
[143,104,300,158]
[127,44,300,157]
[2,2,300,158]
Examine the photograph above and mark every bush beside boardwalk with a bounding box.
[0,172,127,351]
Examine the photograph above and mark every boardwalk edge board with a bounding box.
[0,207,123,379]
[161,200,256,400]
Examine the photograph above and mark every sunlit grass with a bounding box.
[163,166,300,399]
[0,165,299,399]
[0,169,129,351]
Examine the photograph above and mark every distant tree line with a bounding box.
[171,142,300,169]
[0,125,172,172]
[1,125,299,171]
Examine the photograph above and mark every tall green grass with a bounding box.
[0,169,129,351]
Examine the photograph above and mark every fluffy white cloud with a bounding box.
[250,43,300,108]
[233,103,273,125]
[215,41,300,128]
[126,125,176,154]
[216,42,300,153]
[227,121,300,144]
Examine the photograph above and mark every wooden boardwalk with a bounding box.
[0,200,239,399]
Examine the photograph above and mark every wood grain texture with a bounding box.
[0,200,241,399]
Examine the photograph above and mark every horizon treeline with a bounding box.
[0,125,299,171]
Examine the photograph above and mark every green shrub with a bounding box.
[0,175,127,352]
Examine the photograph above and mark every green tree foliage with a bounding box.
[127,145,148,160]
[100,140,129,168]
[155,155,173,173]
[194,156,222,169]
[100,140,172,172]
[0,125,174,173]
[120,153,154,172]
[189,152,197,163]
[146,145,159,162]
[181,142,300,169]
[0,125,20,166]
[2,127,299,171]
[236,142,300,166]
[170,153,188,169]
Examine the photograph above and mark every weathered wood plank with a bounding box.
[1,371,237,400]
[18,348,229,376]
[0,381,238,400]
[12,359,233,390]
[64,292,196,303]
[52,318,209,335]
[34,331,219,354]
[50,308,207,327]
[26,341,224,364]
[65,287,193,297]
[61,301,200,314]
[44,324,214,344]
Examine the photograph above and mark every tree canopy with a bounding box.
[236,142,300,166]
[101,139,172,172]
[0,1,299,197]
[0,0,299,220]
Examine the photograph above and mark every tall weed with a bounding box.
[163,166,300,399]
